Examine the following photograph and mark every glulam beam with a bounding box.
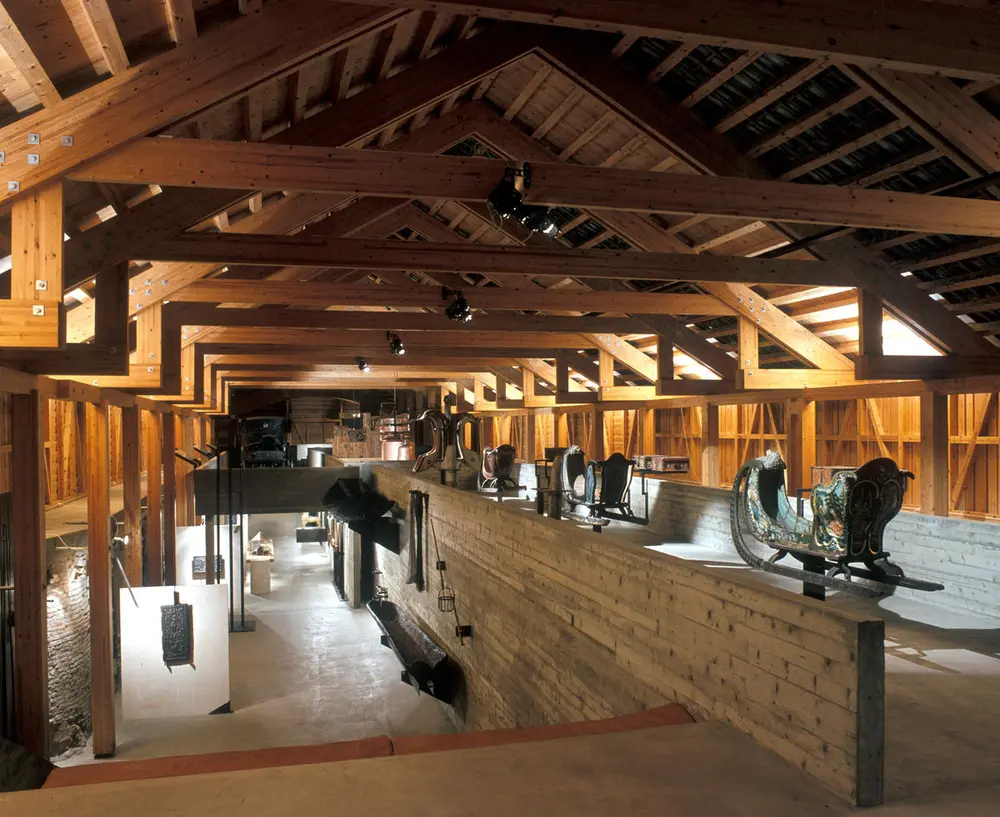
[74,138,1000,238]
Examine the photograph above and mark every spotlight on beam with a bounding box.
[488,164,532,221]
[518,204,558,236]
[442,286,473,323]
[356,357,370,373]
[386,331,405,356]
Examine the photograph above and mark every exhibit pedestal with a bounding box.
[248,557,272,595]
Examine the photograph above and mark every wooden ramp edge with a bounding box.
[42,704,694,789]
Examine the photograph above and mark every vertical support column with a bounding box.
[205,515,217,585]
[786,399,817,496]
[86,400,115,758]
[920,392,949,516]
[857,289,883,358]
[6,182,63,347]
[525,412,537,461]
[174,416,189,527]
[121,405,142,585]
[598,349,615,389]
[161,413,177,586]
[700,403,720,488]
[11,390,48,757]
[642,407,655,456]
[556,412,569,448]
[591,407,605,461]
[144,410,163,585]
[655,330,675,395]
[738,318,759,370]
[183,414,197,523]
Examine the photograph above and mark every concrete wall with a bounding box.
[372,464,884,806]
[634,476,1000,620]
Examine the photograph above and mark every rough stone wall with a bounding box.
[46,544,91,755]
[372,464,881,805]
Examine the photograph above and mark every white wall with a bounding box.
[120,584,230,719]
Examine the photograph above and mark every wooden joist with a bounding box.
[145,235,848,286]
[0,0,406,204]
[352,0,1000,79]
[172,280,735,315]
[74,138,1000,238]
[0,4,61,105]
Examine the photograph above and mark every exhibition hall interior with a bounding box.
[2,1,1000,814]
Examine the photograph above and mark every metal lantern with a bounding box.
[437,584,456,613]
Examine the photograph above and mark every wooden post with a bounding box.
[86,400,115,758]
[786,399,817,495]
[857,289,883,358]
[642,407,656,456]
[174,415,190,527]
[655,330,674,395]
[5,182,63,347]
[525,412,537,461]
[591,407,606,461]
[205,515,217,585]
[738,318,759,370]
[701,403,720,487]
[11,390,48,758]
[121,405,142,585]
[920,392,949,516]
[162,412,177,585]
[598,349,615,388]
[144,410,163,585]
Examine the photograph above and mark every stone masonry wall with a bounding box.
[46,541,91,755]
[372,463,884,805]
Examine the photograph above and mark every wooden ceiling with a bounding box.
[4,0,1000,411]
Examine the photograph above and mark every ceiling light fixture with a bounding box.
[442,286,473,323]
[386,331,406,356]
[518,204,558,236]
[487,167,524,220]
[356,357,370,373]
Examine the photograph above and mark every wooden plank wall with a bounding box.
[372,464,884,806]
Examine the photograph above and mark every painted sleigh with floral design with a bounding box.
[730,450,943,597]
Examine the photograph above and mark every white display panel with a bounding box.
[120,584,230,719]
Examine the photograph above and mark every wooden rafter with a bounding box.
[0,4,61,105]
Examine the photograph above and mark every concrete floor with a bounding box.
[57,514,454,765]
[13,721,1000,817]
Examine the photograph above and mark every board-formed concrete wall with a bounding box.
[634,476,1000,620]
[372,464,885,806]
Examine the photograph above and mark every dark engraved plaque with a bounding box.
[161,603,193,666]
[192,555,225,580]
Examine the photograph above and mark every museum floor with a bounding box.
[57,517,455,765]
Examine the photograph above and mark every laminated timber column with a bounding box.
[144,410,163,585]
[701,403,720,488]
[3,183,63,347]
[177,415,195,526]
[525,412,536,461]
[11,390,48,757]
[786,399,817,496]
[161,413,177,585]
[86,400,115,758]
[920,392,949,516]
[121,405,142,585]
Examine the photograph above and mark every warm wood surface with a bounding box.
[11,390,49,757]
[86,400,114,758]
